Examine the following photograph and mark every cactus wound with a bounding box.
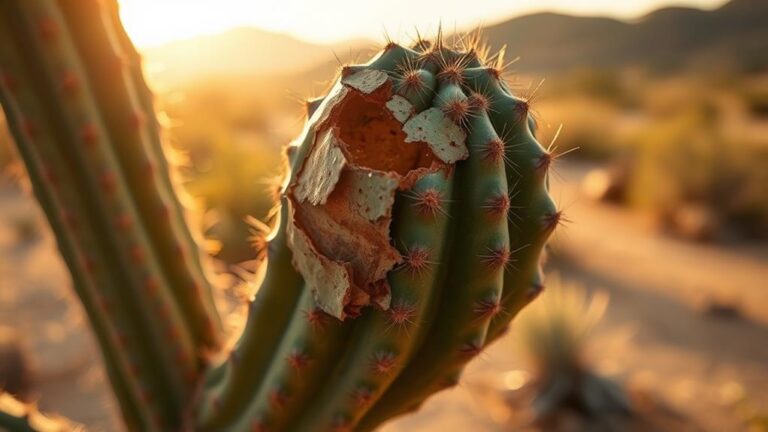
[287,69,468,320]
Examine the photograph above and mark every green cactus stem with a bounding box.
[0,0,221,429]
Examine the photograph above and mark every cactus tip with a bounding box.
[543,210,569,232]
[441,98,471,126]
[474,298,502,320]
[483,138,507,164]
[480,246,510,270]
[484,192,511,217]
[437,61,465,85]
[468,91,490,112]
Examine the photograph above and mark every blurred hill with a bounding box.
[144,27,372,87]
[142,0,766,87]
[483,0,767,73]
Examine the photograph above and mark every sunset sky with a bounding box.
[119,0,728,48]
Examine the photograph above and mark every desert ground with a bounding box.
[1,161,767,431]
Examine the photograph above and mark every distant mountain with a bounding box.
[143,27,372,87]
[482,0,768,73]
[143,0,766,88]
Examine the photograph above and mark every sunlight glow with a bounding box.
[119,0,726,48]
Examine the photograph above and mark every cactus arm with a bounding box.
[0,59,150,431]
[7,0,198,417]
[58,0,222,348]
[0,0,225,428]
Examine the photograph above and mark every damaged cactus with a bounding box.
[199,39,561,430]
[0,0,560,430]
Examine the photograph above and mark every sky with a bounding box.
[119,0,728,48]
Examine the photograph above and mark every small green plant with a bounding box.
[515,274,631,423]
[0,1,559,430]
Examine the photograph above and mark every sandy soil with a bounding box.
[1,161,767,431]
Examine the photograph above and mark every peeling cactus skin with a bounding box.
[0,1,558,429]
[285,66,458,320]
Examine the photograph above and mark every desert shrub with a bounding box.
[537,98,629,161]
[161,84,294,264]
[628,104,721,211]
[627,100,768,239]
[514,275,630,422]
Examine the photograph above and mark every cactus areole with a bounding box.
[0,0,558,430]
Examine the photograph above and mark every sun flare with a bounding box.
[118,0,724,48]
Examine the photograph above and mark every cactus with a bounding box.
[0,1,559,431]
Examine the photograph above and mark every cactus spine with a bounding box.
[0,1,558,431]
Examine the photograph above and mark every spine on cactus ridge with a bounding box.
[0,0,222,429]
